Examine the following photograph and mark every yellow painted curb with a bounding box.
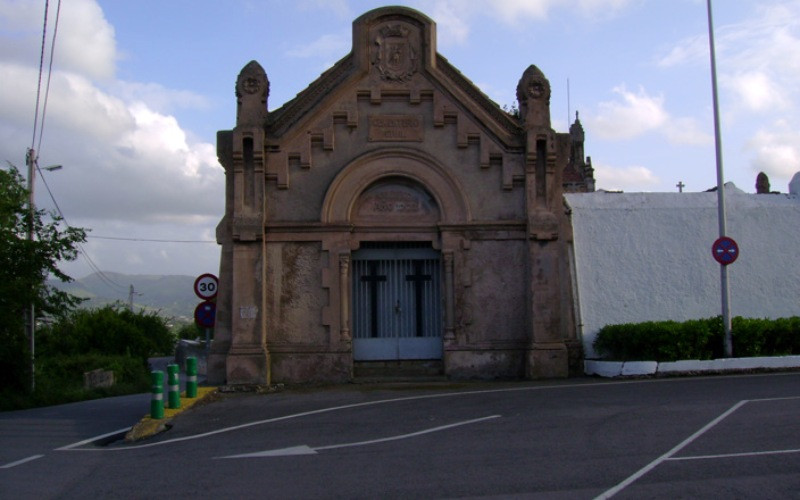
[125,386,218,442]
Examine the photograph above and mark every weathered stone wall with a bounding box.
[457,240,527,344]
[265,242,327,344]
[566,186,800,358]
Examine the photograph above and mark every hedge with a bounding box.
[593,316,800,362]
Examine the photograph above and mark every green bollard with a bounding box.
[186,357,198,398]
[167,363,180,409]
[150,370,164,419]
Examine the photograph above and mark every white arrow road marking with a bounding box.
[218,414,501,459]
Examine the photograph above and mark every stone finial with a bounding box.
[236,60,269,127]
[569,111,584,141]
[789,172,800,195]
[516,65,551,129]
[755,171,770,194]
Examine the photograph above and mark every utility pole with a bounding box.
[129,285,135,312]
[26,148,36,392]
[24,148,62,392]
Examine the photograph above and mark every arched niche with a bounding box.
[321,149,471,224]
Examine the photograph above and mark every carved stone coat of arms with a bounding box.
[373,24,418,82]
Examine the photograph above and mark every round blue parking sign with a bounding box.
[712,236,739,266]
[194,300,217,328]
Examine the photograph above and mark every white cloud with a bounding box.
[424,0,635,45]
[587,85,712,146]
[724,71,787,113]
[588,85,668,140]
[286,33,350,59]
[485,0,553,24]
[484,0,633,24]
[664,117,713,146]
[0,0,223,281]
[657,33,706,68]
[0,0,117,80]
[659,1,800,116]
[109,81,210,115]
[748,124,800,181]
[593,163,661,192]
[55,0,116,80]
[430,0,471,44]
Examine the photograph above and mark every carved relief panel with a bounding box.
[370,22,420,82]
[352,177,440,224]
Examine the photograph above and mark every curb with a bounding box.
[585,355,800,377]
[125,386,218,442]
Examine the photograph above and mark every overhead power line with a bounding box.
[36,0,61,154]
[30,0,50,152]
[88,235,217,243]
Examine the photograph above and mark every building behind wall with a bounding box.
[567,184,800,359]
[208,6,594,385]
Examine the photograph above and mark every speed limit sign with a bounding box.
[194,273,219,300]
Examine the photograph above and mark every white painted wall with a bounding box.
[565,185,800,358]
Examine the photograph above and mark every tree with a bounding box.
[0,164,86,392]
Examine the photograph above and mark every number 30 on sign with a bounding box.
[194,273,219,300]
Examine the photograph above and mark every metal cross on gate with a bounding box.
[406,261,432,337]
[360,262,386,338]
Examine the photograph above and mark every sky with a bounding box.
[1,0,799,299]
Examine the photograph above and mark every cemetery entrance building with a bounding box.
[209,6,595,385]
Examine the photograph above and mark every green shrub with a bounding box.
[37,305,176,361]
[1,306,174,410]
[0,353,150,410]
[594,316,799,361]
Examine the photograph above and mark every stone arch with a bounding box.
[321,148,471,224]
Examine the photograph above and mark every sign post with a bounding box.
[707,0,734,357]
[194,274,218,356]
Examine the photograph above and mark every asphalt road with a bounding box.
[2,373,799,499]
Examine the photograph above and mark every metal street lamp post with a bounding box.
[706,0,733,357]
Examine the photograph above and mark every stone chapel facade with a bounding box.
[208,6,594,385]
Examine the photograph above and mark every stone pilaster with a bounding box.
[518,65,568,378]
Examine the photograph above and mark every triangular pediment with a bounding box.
[265,6,521,145]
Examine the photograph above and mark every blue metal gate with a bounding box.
[352,244,442,360]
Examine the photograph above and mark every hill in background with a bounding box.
[50,273,200,325]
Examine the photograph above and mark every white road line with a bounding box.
[56,427,132,451]
[668,448,800,461]
[219,415,501,459]
[0,454,44,469]
[58,376,800,453]
[594,399,749,500]
[56,382,622,451]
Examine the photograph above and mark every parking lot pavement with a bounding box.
[2,373,799,498]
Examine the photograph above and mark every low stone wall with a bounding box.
[585,355,800,377]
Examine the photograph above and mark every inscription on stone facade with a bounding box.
[368,115,423,142]
[372,191,421,213]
